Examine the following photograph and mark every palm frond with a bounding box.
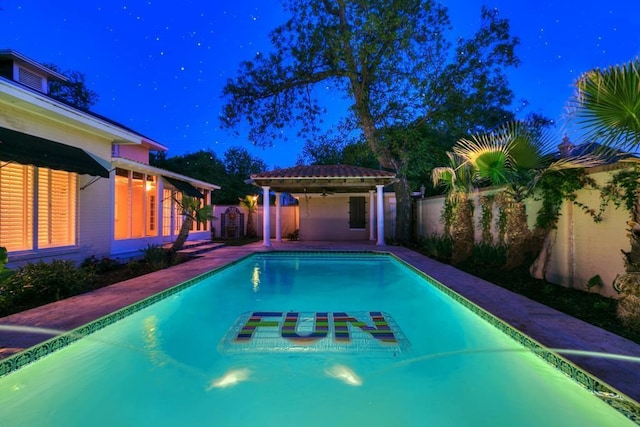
[570,59,640,149]
[431,166,455,188]
[547,154,606,171]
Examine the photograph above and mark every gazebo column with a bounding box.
[369,190,376,241]
[376,185,385,246]
[275,191,282,242]
[262,186,271,247]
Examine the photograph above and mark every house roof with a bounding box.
[112,157,221,191]
[0,49,166,151]
[249,164,396,194]
[0,49,68,82]
[564,142,638,165]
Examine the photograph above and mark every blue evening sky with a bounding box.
[1,1,639,168]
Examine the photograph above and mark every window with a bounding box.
[0,162,76,252]
[38,168,76,248]
[0,162,34,251]
[349,197,366,229]
[114,168,158,240]
[162,188,173,236]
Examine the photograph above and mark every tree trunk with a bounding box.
[171,216,194,252]
[452,194,474,265]
[393,177,413,243]
[246,212,256,238]
[504,202,529,270]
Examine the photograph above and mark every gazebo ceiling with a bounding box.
[248,164,397,194]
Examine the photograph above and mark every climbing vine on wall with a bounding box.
[494,192,508,245]
[534,168,599,230]
[479,194,495,244]
[441,198,455,238]
[598,165,640,218]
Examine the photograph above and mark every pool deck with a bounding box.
[1,240,639,403]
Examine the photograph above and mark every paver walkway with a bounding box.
[1,240,639,402]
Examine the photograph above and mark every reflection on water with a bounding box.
[251,264,261,292]
[325,364,363,386]
[207,368,251,390]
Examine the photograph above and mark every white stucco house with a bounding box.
[0,49,219,268]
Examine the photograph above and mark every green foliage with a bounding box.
[239,195,259,238]
[586,274,604,290]
[221,0,520,242]
[300,135,380,169]
[171,195,214,252]
[534,168,598,230]
[43,63,99,109]
[570,59,640,149]
[479,195,495,244]
[463,243,508,270]
[440,198,455,238]
[495,193,508,244]
[287,229,300,241]
[0,246,8,270]
[417,235,453,263]
[80,255,121,274]
[598,166,640,216]
[615,274,640,333]
[142,244,169,271]
[150,147,266,205]
[1,260,96,311]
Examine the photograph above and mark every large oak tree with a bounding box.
[221,0,519,241]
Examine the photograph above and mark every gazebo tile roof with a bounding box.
[251,164,395,180]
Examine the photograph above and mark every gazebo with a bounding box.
[248,164,397,246]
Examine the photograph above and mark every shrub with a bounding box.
[469,243,508,269]
[1,259,96,310]
[142,244,169,271]
[418,235,453,262]
[614,274,640,333]
[80,255,122,273]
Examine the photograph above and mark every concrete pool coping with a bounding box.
[1,240,639,403]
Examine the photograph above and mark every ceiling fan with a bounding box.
[320,188,334,197]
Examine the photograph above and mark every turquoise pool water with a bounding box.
[0,252,638,426]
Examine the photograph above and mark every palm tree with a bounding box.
[171,195,214,252]
[570,60,640,150]
[570,59,640,329]
[238,195,258,238]
[571,61,640,252]
[432,152,474,264]
[452,121,602,269]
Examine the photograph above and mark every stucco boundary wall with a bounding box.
[212,205,299,241]
[416,166,631,298]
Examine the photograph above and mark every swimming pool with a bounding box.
[0,252,638,426]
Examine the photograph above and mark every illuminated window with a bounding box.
[0,162,76,251]
[38,168,76,248]
[0,162,34,251]
[114,168,158,240]
[162,188,172,236]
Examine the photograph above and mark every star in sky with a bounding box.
[1,1,639,167]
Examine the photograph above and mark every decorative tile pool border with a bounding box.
[1,250,638,424]
[387,252,640,425]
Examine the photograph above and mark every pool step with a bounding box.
[178,242,225,255]
[163,240,226,255]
